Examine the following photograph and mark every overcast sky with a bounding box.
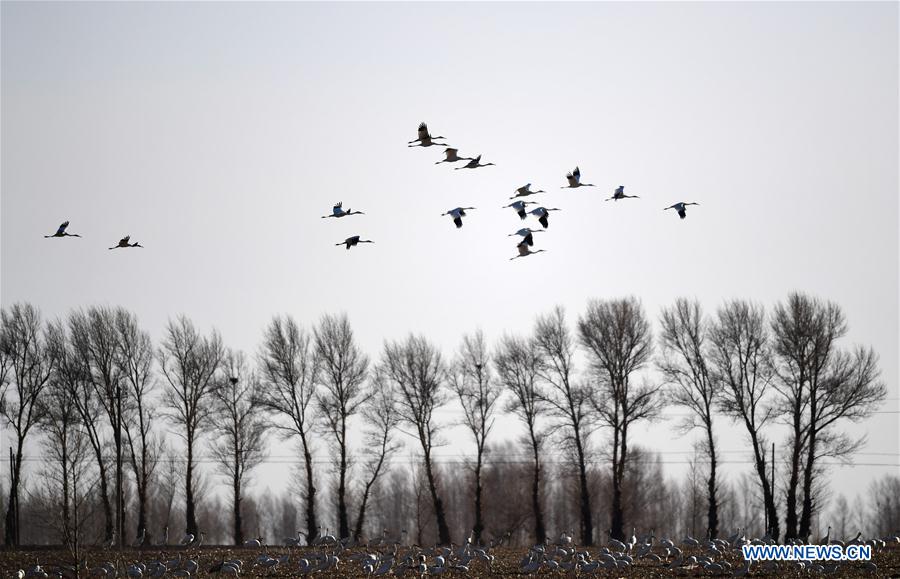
[2,1,898,519]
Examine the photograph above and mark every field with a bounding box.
[2,544,899,577]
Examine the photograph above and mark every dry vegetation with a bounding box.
[1,544,899,578]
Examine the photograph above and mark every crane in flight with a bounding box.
[441,207,476,229]
[322,202,364,218]
[510,183,546,199]
[562,166,595,189]
[336,235,374,250]
[664,202,699,220]
[109,235,143,250]
[502,200,538,220]
[44,220,81,238]
[408,122,447,148]
[529,206,561,229]
[508,227,544,246]
[435,148,473,164]
[606,185,639,201]
[454,154,495,170]
[510,240,546,261]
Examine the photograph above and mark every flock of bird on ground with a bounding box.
[42,123,700,261]
[14,525,898,577]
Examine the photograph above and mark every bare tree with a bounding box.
[353,372,401,541]
[314,313,370,540]
[494,333,547,545]
[257,315,320,543]
[449,330,501,545]
[771,292,886,540]
[658,298,721,538]
[578,297,660,542]
[709,299,779,540]
[114,308,161,543]
[379,334,451,545]
[210,349,268,545]
[158,315,224,536]
[69,306,128,545]
[0,303,55,545]
[534,307,595,545]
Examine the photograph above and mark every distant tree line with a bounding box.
[0,293,891,549]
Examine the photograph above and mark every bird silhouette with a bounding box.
[562,166,595,188]
[44,220,81,238]
[435,148,473,164]
[322,202,364,218]
[606,185,639,201]
[336,235,374,250]
[408,122,447,147]
[109,235,143,250]
[442,207,476,229]
[664,202,699,220]
[454,154,495,170]
[510,183,546,199]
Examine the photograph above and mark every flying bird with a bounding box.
[664,202,699,220]
[435,148,473,164]
[502,200,538,220]
[336,235,374,250]
[109,235,143,250]
[529,206,561,229]
[510,240,547,261]
[44,220,81,238]
[510,183,546,199]
[562,166,595,188]
[408,122,447,147]
[441,207,476,229]
[454,154,495,170]
[606,185,639,201]
[508,227,545,246]
[322,202,364,218]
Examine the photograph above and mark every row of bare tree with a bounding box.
[0,293,887,548]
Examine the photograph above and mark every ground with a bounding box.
[1,544,898,577]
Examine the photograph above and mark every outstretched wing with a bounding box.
[417,122,429,140]
[573,166,581,180]
[56,221,70,235]
[120,235,130,245]
[517,241,529,256]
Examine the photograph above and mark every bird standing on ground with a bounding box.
[606,185,640,201]
[441,207,476,229]
[510,241,546,261]
[336,235,374,250]
[322,202,364,218]
[109,235,143,250]
[435,148,472,164]
[454,154,495,170]
[509,227,544,246]
[562,166,595,188]
[44,220,81,238]
[510,183,546,199]
[529,207,561,229]
[503,200,538,220]
[664,202,699,220]
[408,122,447,147]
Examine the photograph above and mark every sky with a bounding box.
[1,1,898,525]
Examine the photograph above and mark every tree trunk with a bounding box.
[233,474,243,545]
[300,431,318,543]
[706,421,719,540]
[338,420,349,540]
[749,429,779,541]
[574,424,593,546]
[186,433,197,536]
[422,447,451,545]
[473,446,484,545]
[799,424,817,539]
[5,444,24,546]
[529,430,546,545]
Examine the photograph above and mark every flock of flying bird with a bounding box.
[408,122,699,261]
[42,122,699,261]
